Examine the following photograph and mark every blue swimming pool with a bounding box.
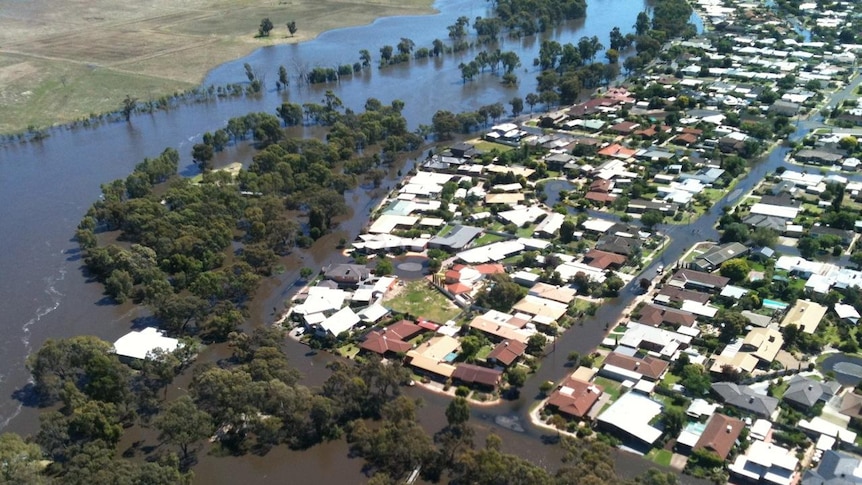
[763,299,788,310]
[444,352,458,362]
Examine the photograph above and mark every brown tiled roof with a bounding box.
[475,263,506,275]
[486,340,528,366]
[694,413,744,459]
[452,363,502,387]
[670,269,730,290]
[656,286,711,305]
[609,121,640,134]
[445,269,461,283]
[672,133,699,146]
[585,192,617,203]
[590,179,612,193]
[447,282,472,295]
[583,249,628,270]
[638,303,697,327]
[603,352,669,380]
[360,331,413,355]
[547,377,604,418]
[384,320,424,341]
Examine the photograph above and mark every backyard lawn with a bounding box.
[646,449,673,467]
[383,280,462,323]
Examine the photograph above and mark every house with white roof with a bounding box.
[596,392,664,450]
[113,327,181,361]
[318,306,361,337]
[729,440,798,485]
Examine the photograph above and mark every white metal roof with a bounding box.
[113,327,180,360]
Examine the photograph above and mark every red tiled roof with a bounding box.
[603,352,669,380]
[585,192,617,203]
[475,263,505,275]
[694,414,744,459]
[547,377,604,418]
[360,331,413,355]
[486,340,528,366]
[597,144,637,158]
[447,282,472,295]
[445,269,461,283]
[452,363,502,387]
[417,319,440,331]
[672,133,699,146]
[384,320,424,341]
[583,249,628,270]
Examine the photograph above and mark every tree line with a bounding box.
[3,328,682,485]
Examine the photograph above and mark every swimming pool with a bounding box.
[763,299,788,310]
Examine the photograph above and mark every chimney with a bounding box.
[726,425,732,433]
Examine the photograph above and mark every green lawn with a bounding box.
[593,376,622,400]
[475,233,506,246]
[436,224,455,237]
[516,225,537,237]
[383,280,462,323]
[337,343,361,359]
[476,344,494,361]
[770,379,790,399]
[472,140,515,152]
[646,449,673,467]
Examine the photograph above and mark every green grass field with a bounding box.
[383,280,461,323]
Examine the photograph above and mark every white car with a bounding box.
[657,265,664,275]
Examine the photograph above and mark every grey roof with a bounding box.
[428,225,483,251]
[680,167,725,184]
[711,382,779,418]
[694,242,749,268]
[324,264,371,282]
[783,375,841,409]
[741,310,773,328]
[802,450,862,485]
[743,213,787,231]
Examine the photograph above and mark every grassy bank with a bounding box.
[0,0,434,134]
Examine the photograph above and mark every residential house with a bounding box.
[595,235,642,256]
[627,199,679,215]
[655,286,711,306]
[780,299,827,334]
[711,382,779,418]
[528,283,577,305]
[599,352,669,382]
[113,328,181,361]
[802,450,862,485]
[583,249,628,270]
[693,413,745,460]
[486,340,528,367]
[405,335,459,380]
[741,327,784,368]
[669,269,730,293]
[635,303,697,328]
[535,212,566,238]
[618,322,694,359]
[782,375,841,411]
[690,242,750,272]
[359,320,423,357]
[323,264,371,288]
[597,392,664,449]
[451,363,502,391]
[547,377,604,420]
[810,225,854,246]
[609,121,641,135]
[317,306,361,337]
[428,225,483,251]
[729,440,798,485]
[468,310,534,344]
[795,149,844,165]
